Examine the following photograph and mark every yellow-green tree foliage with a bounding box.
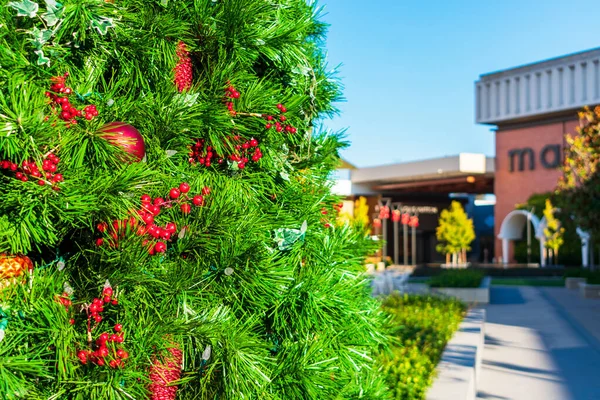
[436,201,476,258]
[559,106,600,239]
[543,199,564,261]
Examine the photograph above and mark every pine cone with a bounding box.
[174,41,192,92]
[148,346,183,400]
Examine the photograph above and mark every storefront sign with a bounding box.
[400,205,438,214]
[508,144,561,172]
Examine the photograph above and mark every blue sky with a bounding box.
[320,0,600,167]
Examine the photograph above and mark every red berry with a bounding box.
[103,287,113,297]
[202,186,211,195]
[280,115,287,121]
[165,222,177,233]
[90,304,99,313]
[114,324,123,332]
[193,195,204,206]
[38,180,45,186]
[281,106,287,113]
[180,203,191,214]
[109,359,119,369]
[94,315,102,323]
[238,162,246,169]
[110,334,118,342]
[141,194,151,202]
[249,139,258,147]
[98,333,109,343]
[77,350,88,363]
[153,197,164,206]
[103,295,111,303]
[96,358,105,366]
[96,238,104,246]
[169,188,181,199]
[115,334,124,343]
[277,103,283,110]
[70,318,75,325]
[142,213,154,225]
[111,299,118,306]
[149,205,161,216]
[179,182,190,193]
[266,123,272,129]
[116,349,127,358]
[155,241,167,253]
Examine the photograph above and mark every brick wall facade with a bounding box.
[494,118,579,262]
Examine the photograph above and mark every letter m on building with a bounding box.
[508,148,535,172]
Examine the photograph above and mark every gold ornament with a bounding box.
[0,254,34,280]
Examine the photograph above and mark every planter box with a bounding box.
[580,283,600,299]
[430,277,491,304]
[426,308,486,400]
[565,277,586,290]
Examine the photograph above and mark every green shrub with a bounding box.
[563,268,600,283]
[379,294,466,400]
[429,269,484,288]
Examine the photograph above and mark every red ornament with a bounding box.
[99,122,146,162]
[149,346,183,400]
[401,213,410,225]
[174,41,193,92]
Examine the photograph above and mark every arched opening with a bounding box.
[498,210,547,266]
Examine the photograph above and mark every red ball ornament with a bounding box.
[99,122,146,162]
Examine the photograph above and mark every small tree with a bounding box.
[559,106,600,242]
[543,199,565,265]
[436,201,476,265]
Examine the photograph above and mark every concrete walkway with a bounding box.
[477,286,600,400]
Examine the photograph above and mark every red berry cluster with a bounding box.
[58,291,73,311]
[149,346,183,400]
[189,136,262,170]
[1,154,64,189]
[320,203,343,228]
[263,104,297,134]
[96,183,211,255]
[77,321,128,368]
[45,73,99,127]
[174,41,193,92]
[87,286,119,324]
[224,84,240,115]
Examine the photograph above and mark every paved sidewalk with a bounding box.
[476,286,600,400]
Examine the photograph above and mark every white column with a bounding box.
[577,228,590,268]
[539,239,546,267]
[582,239,589,268]
[502,239,509,267]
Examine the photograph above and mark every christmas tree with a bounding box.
[0,1,390,399]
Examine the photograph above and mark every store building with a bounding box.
[475,47,600,264]
[333,154,495,264]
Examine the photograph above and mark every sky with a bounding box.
[319,0,600,167]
